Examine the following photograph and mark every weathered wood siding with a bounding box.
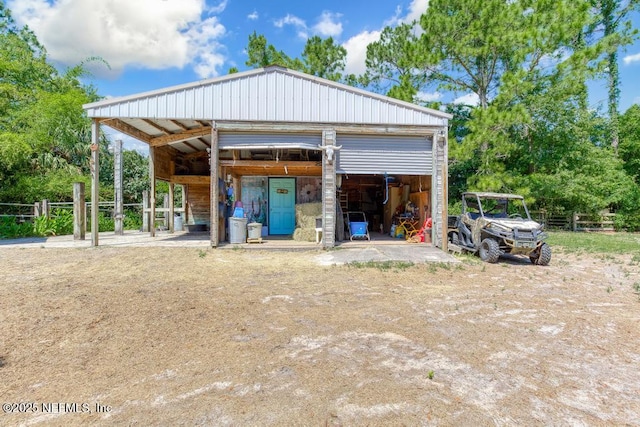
[155,146,178,181]
[186,183,210,225]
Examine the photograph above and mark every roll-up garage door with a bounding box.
[336,135,433,175]
[219,132,322,150]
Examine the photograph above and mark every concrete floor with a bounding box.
[0,230,458,265]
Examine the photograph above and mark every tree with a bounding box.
[619,104,640,182]
[364,23,426,102]
[0,1,104,203]
[301,36,347,81]
[586,0,640,152]
[245,31,295,69]
[245,32,349,82]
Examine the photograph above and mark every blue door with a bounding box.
[269,178,296,235]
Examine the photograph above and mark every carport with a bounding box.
[83,66,451,249]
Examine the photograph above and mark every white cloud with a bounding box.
[7,0,227,78]
[385,0,429,26]
[623,52,640,65]
[415,91,442,103]
[247,10,259,21]
[342,30,381,75]
[313,11,343,38]
[453,93,480,106]
[274,13,308,39]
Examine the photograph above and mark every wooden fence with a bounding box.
[532,210,616,231]
[1,193,186,232]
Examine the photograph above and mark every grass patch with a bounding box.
[547,231,640,254]
[347,260,414,271]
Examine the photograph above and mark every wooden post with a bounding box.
[181,184,186,227]
[33,202,41,218]
[142,190,149,232]
[321,129,337,248]
[168,183,175,233]
[210,125,219,247]
[149,146,156,237]
[114,139,124,235]
[441,130,448,252]
[73,182,85,240]
[573,213,578,232]
[183,185,189,226]
[41,199,50,219]
[163,193,169,229]
[90,119,100,246]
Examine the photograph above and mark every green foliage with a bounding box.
[0,216,34,238]
[364,23,425,101]
[301,36,347,81]
[0,208,73,238]
[245,32,348,82]
[0,3,104,205]
[620,104,640,183]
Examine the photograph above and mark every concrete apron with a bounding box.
[0,230,458,265]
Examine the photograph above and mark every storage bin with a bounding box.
[229,217,247,243]
[247,222,262,239]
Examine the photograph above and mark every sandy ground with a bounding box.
[1,246,639,426]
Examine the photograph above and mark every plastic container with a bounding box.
[247,222,262,239]
[174,214,183,231]
[229,217,247,243]
[232,207,244,218]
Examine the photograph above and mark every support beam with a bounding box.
[168,184,175,232]
[321,129,337,248]
[91,120,100,246]
[149,146,156,237]
[441,130,448,252]
[100,118,153,144]
[114,139,124,235]
[150,127,212,147]
[210,126,219,247]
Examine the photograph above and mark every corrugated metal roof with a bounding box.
[84,66,451,126]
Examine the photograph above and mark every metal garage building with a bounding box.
[83,66,451,249]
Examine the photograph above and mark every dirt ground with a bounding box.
[1,245,639,426]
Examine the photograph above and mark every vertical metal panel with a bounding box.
[218,132,323,148]
[85,68,450,127]
[336,135,434,175]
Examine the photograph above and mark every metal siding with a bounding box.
[218,132,323,149]
[336,135,433,175]
[85,69,449,126]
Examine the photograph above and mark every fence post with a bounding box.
[163,193,169,229]
[33,202,41,218]
[41,199,50,219]
[142,190,149,232]
[114,139,124,235]
[572,212,578,232]
[73,182,86,240]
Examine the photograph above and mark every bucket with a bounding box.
[247,222,262,239]
[229,217,247,243]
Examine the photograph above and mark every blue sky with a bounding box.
[7,0,640,113]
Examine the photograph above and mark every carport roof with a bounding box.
[83,66,451,154]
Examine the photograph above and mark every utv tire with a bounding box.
[530,243,551,266]
[479,238,500,263]
[450,232,460,246]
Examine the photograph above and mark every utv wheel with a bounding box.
[450,232,460,246]
[530,243,552,266]
[479,238,500,263]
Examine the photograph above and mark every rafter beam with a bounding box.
[149,126,212,147]
[142,119,171,135]
[100,118,153,144]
